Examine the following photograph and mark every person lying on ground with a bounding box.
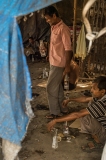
[47,76,106,149]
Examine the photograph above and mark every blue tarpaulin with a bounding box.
[0,0,61,145]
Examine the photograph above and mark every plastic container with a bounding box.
[52,128,58,149]
[43,68,49,79]
[64,74,69,90]
[63,121,70,136]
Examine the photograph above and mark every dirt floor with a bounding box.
[16,59,103,160]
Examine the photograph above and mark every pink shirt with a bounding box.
[49,20,72,67]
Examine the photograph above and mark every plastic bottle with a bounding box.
[52,128,58,149]
[43,68,45,79]
[63,121,70,136]
[32,55,34,62]
[45,68,49,78]
[63,121,71,142]
[43,68,49,79]
[43,68,46,79]
[64,74,69,90]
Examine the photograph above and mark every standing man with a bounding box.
[44,6,73,119]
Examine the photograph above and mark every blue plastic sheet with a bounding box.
[0,0,61,145]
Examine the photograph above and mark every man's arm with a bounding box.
[47,108,89,131]
[63,50,73,74]
[63,96,93,107]
[61,26,73,74]
[46,42,50,61]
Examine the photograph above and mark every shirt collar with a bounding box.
[94,94,106,101]
[51,20,63,30]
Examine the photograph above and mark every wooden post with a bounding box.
[73,0,77,54]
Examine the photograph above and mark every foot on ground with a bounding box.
[81,141,104,153]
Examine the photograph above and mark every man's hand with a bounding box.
[47,119,57,131]
[62,99,69,108]
[64,50,73,75]
[63,66,70,76]
[46,55,49,61]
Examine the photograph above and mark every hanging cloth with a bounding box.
[75,25,87,60]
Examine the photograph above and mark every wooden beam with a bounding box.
[73,0,77,54]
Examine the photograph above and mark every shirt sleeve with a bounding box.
[87,100,106,118]
[61,25,72,51]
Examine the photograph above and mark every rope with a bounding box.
[82,0,106,53]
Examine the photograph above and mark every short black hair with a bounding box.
[93,76,106,90]
[29,37,34,40]
[44,5,59,17]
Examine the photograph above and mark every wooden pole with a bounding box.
[73,0,77,55]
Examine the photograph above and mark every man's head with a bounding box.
[91,76,106,99]
[44,6,60,26]
[29,37,34,44]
